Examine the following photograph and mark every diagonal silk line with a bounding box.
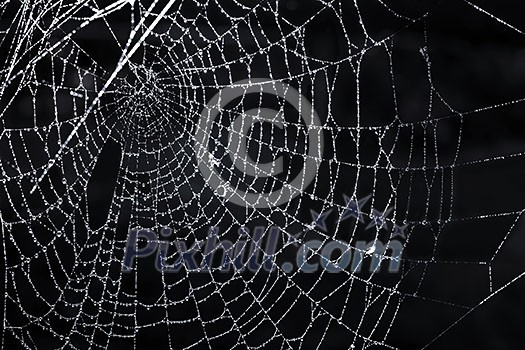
[463,0,525,35]
[30,0,179,194]
[421,269,525,350]
[4,0,132,91]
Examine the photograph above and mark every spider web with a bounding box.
[1,0,525,349]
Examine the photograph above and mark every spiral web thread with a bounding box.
[1,0,525,349]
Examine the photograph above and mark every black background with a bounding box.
[2,0,525,349]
